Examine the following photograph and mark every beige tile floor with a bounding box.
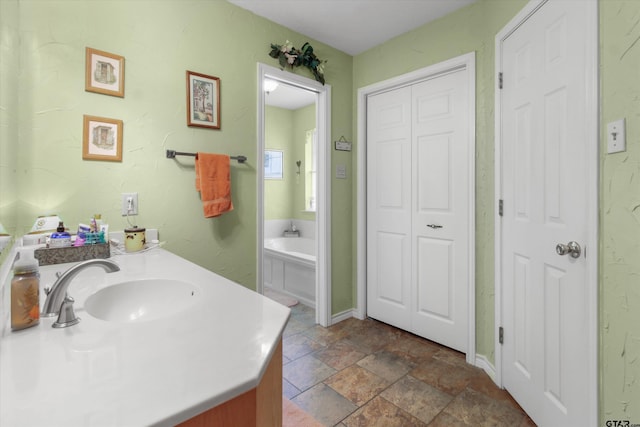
[282,303,537,427]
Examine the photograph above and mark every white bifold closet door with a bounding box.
[367,69,470,352]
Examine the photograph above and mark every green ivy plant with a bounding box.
[269,40,326,85]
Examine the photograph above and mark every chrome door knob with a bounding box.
[556,241,581,258]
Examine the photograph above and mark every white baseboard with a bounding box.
[331,309,357,325]
[474,353,498,385]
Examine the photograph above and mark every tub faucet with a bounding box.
[42,259,120,318]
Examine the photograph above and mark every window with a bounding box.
[264,150,283,179]
[305,129,317,211]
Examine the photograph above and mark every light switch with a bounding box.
[336,164,347,179]
[607,118,626,154]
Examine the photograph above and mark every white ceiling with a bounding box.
[235,0,478,109]
[227,0,477,56]
[264,81,317,110]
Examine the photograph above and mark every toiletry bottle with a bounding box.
[94,214,108,242]
[11,248,40,331]
[94,214,103,229]
[74,232,86,247]
[49,221,71,248]
[95,214,109,241]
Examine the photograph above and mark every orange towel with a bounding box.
[195,153,234,218]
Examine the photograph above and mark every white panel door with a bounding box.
[412,71,469,352]
[367,69,469,352]
[367,86,412,331]
[500,1,591,425]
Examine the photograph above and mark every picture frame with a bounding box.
[186,70,221,129]
[264,150,284,179]
[85,47,125,97]
[82,115,123,162]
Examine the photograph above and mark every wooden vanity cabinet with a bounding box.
[177,339,283,427]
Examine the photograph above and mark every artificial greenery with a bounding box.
[269,40,326,85]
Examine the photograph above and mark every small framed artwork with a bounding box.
[82,115,123,162]
[186,70,221,129]
[264,150,283,179]
[85,47,125,97]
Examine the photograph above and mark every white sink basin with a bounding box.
[85,279,201,322]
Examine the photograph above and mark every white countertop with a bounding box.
[0,248,290,426]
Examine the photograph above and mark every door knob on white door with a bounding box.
[426,224,443,229]
[556,241,581,258]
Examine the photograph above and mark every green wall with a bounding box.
[264,105,294,220]
[264,103,315,221]
[353,0,640,422]
[0,0,19,238]
[6,0,639,422]
[600,0,640,421]
[2,0,353,312]
[353,0,528,368]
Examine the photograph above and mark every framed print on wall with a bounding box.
[83,115,123,162]
[186,70,221,129]
[85,47,125,97]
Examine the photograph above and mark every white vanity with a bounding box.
[0,247,290,426]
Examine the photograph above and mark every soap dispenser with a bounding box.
[11,248,40,331]
[49,221,71,248]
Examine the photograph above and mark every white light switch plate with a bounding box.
[336,164,347,179]
[607,118,626,154]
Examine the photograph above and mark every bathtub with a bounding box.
[264,237,315,307]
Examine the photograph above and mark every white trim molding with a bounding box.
[475,354,497,384]
[356,52,477,364]
[257,63,332,327]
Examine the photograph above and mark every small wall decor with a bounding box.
[82,115,123,162]
[85,47,125,97]
[334,135,352,152]
[186,70,221,129]
[269,40,327,85]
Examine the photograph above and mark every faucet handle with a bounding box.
[44,272,62,296]
[52,296,80,328]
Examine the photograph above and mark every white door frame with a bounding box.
[493,0,599,424]
[357,52,476,364]
[257,63,332,327]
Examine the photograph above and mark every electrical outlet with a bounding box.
[607,118,626,154]
[121,192,138,216]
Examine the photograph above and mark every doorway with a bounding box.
[494,0,598,425]
[257,63,332,327]
[357,53,476,362]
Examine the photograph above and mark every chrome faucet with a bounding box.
[42,259,120,318]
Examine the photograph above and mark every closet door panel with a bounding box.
[366,86,412,329]
[366,67,470,354]
[411,70,469,352]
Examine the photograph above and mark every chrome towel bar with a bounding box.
[166,149,247,163]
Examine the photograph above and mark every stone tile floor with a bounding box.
[282,303,537,427]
